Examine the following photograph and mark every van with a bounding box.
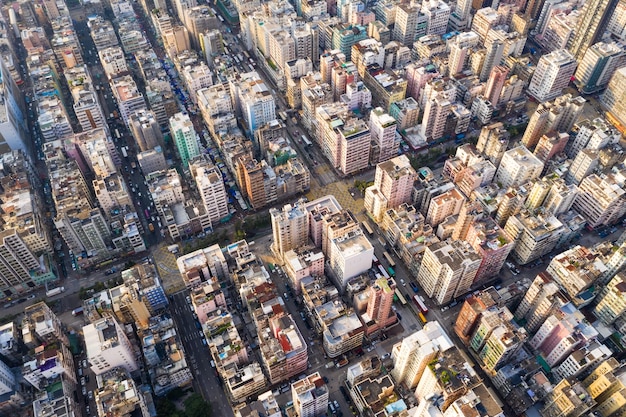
[210,360,216,368]
[283,292,288,301]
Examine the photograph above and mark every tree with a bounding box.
[184,394,212,417]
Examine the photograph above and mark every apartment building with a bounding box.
[190,156,229,223]
[573,174,626,228]
[292,373,328,417]
[83,317,139,375]
[495,146,544,189]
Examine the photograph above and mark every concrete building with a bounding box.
[594,272,626,325]
[420,95,451,141]
[111,76,147,125]
[602,66,626,129]
[574,41,626,94]
[422,0,450,36]
[566,0,620,60]
[369,107,399,164]
[176,244,229,288]
[448,31,480,76]
[329,230,374,289]
[391,321,453,389]
[485,66,509,108]
[504,211,564,265]
[235,72,276,135]
[83,317,139,375]
[495,146,543,189]
[515,272,566,332]
[533,131,569,164]
[170,112,200,169]
[541,379,596,417]
[573,174,626,228]
[364,155,417,222]
[291,372,328,417]
[189,156,229,223]
[417,240,482,305]
[582,357,626,417]
[392,3,422,46]
[471,310,526,373]
[129,110,163,152]
[454,291,497,345]
[137,147,168,175]
[425,187,465,227]
[554,342,612,381]
[463,215,515,284]
[528,49,577,102]
[476,122,510,166]
[270,199,310,259]
[362,277,396,335]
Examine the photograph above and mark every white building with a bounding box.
[329,231,374,288]
[190,157,229,223]
[83,317,139,375]
[528,49,577,102]
[495,146,544,189]
[235,72,276,134]
[270,199,310,259]
[291,372,328,417]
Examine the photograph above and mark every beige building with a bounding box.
[270,199,310,259]
[364,155,417,222]
[594,272,626,325]
[573,173,626,228]
[515,272,567,333]
[425,187,465,227]
[190,156,229,223]
[504,211,565,265]
[417,240,482,305]
[391,321,452,389]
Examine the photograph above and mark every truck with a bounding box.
[72,307,84,316]
[46,287,65,297]
[148,223,155,232]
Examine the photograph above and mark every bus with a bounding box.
[301,135,312,147]
[378,264,390,278]
[413,295,428,314]
[114,128,121,139]
[279,111,288,122]
[383,251,396,267]
[395,289,407,306]
[121,146,128,158]
[217,14,224,22]
[418,312,427,324]
[387,266,395,277]
[362,221,374,236]
[372,255,380,265]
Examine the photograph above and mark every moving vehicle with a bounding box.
[394,289,407,306]
[362,221,374,236]
[410,282,420,293]
[72,307,84,316]
[413,295,428,314]
[46,287,65,297]
[383,251,396,267]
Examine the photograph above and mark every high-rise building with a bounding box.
[608,0,626,40]
[369,107,399,164]
[566,0,620,60]
[476,122,510,166]
[270,200,310,259]
[391,321,453,388]
[189,156,229,223]
[129,110,163,152]
[448,31,480,76]
[533,131,569,164]
[515,272,567,332]
[420,96,451,141]
[392,3,422,46]
[484,66,509,108]
[417,240,482,305]
[364,277,396,335]
[421,0,451,36]
[448,0,472,31]
[425,187,465,227]
[291,372,329,417]
[235,72,276,134]
[479,40,505,82]
[594,272,626,325]
[504,211,564,265]
[454,292,496,344]
[495,146,543,189]
[527,49,577,102]
[541,379,596,417]
[602,66,626,129]
[169,112,200,168]
[364,155,417,222]
[465,216,515,284]
[573,174,626,228]
[83,317,139,375]
[583,357,626,416]
[574,42,626,94]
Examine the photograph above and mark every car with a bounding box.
[82,387,87,396]
[396,312,403,321]
[202,339,207,346]
[322,376,329,383]
[27,294,36,300]
[198,331,204,338]
[400,278,406,287]
[88,391,93,400]
[86,406,90,415]
[83,360,88,368]
[78,368,83,376]
[81,377,86,386]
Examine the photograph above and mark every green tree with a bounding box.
[184,394,212,417]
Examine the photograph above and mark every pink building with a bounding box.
[533,131,570,164]
[364,277,397,335]
[485,66,509,107]
[191,278,227,325]
[465,217,515,284]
